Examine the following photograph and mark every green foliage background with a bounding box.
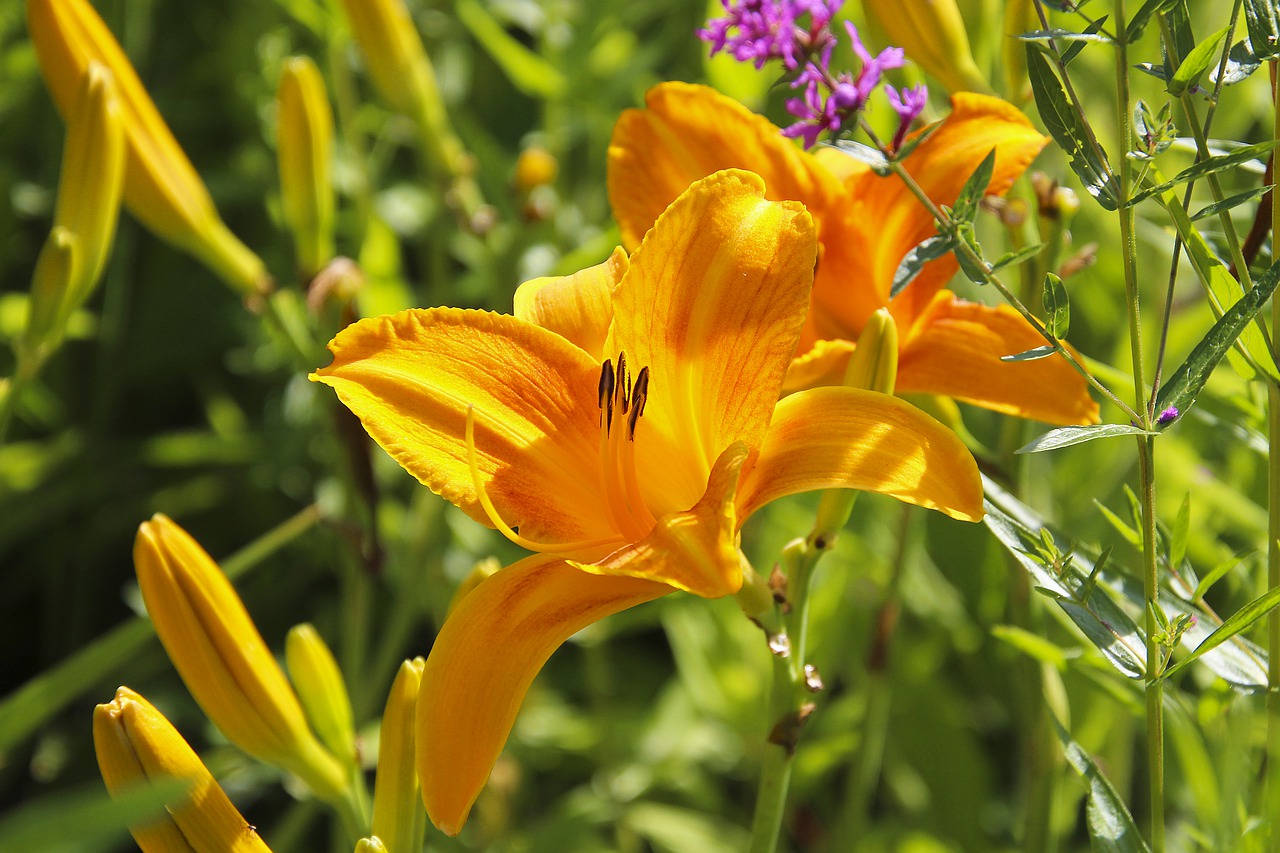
[0,0,1276,851]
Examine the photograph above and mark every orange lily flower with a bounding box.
[313,170,983,834]
[609,82,1099,425]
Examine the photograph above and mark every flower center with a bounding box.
[597,352,658,541]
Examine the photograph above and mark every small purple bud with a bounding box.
[886,83,928,150]
[1157,406,1179,425]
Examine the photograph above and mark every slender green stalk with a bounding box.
[1268,57,1280,853]
[1115,2,1164,847]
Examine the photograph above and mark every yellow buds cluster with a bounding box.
[94,686,273,853]
[371,658,426,853]
[277,57,335,280]
[336,0,466,179]
[28,0,270,296]
[133,515,347,802]
[862,0,992,95]
[23,62,125,361]
[285,623,357,767]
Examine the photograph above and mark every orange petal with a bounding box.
[607,82,846,250]
[896,292,1100,425]
[312,308,616,544]
[417,554,669,835]
[512,247,626,360]
[605,170,817,517]
[576,443,748,598]
[737,386,984,522]
[781,338,858,393]
[817,93,1048,335]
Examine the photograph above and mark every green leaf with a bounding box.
[1192,551,1253,601]
[1162,585,1280,679]
[1017,29,1112,45]
[991,624,1074,668]
[1245,0,1280,62]
[1190,185,1274,221]
[1127,0,1181,41]
[1155,258,1280,417]
[1169,27,1231,96]
[1016,424,1156,454]
[1132,141,1280,204]
[1051,716,1152,853]
[1095,499,1142,548]
[1042,272,1070,337]
[456,0,566,98]
[1063,16,1111,65]
[891,235,955,298]
[0,780,190,853]
[990,243,1045,271]
[1025,45,1119,209]
[1000,345,1057,362]
[952,149,997,225]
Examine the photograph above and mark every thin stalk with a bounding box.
[1116,1,1164,847]
[857,118,1138,421]
[1268,56,1280,853]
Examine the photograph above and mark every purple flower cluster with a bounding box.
[699,1,926,149]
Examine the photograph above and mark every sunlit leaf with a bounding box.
[1017,424,1156,454]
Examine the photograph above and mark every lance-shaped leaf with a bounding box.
[1127,0,1180,41]
[1161,585,1280,680]
[1051,714,1151,853]
[1130,141,1280,205]
[1155,258,1280,417]
[1017,424,1156,454]
[1245,0,1280,62]
[1026,45,1119,209]
[1169,27,1231,96]
[891,235,955,298]
[1042,272,1069,338]
[951,149,996,225]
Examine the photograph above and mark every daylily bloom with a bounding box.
[608,82,1099,426]
[313,169,984,833]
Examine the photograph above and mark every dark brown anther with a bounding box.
[615,351,630,415]
[627,366,650,439]
[598,359,615,429]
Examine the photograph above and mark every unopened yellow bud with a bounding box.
[372,658,426,853]
[24,227,80,359]
[355,837,389,853]
[446,556,501,615]
[514,147,558,192]
[843,308,899,395]
[1002,0,1037,101]
[23,63,125,360]
[863,0,992,94]
[94,686,273,853]
[133,514,347,801]
[285,623,357,767]
[28,0,270,295]
[336,0,466,178]
[277,57,335,279]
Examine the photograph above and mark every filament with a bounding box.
[465,406,623,554]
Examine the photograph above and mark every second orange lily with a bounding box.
[314,170,983,834]
[608,82,1099,426]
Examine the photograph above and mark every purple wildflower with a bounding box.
[1156,406,1179,425]
[886,83,929,150]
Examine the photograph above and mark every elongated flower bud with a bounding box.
[336,0,466,179]
[277,57,335,279]
[843,308,899,395]
[28,0,270,295]
[23,227,80,359]
[355,838,389,853]
[372,658,426,853]
[285,623,357,767]
[94,686,273,853]
[133,514,348,801]
[862,0,992,94]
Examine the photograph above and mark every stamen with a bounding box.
[627,366,649,440]
[621,366,656,531]
[465,406,623,554]
[598,359,615,429]
[615,351,630,416]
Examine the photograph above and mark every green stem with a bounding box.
[1138,437,1165,852]
[1268,56,1280,853]
[858,124,1137,421]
